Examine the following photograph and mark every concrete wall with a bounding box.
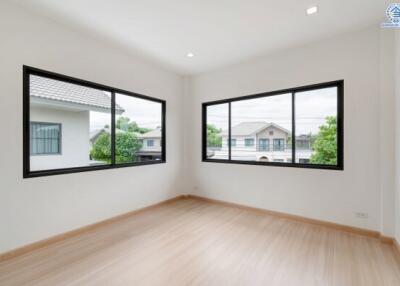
[30,106,90,171]
[0,1,184,253]
[184,27,394,234]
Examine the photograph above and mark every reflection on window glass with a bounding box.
[29,74,111,171]
[206,103,228,159]
[295,87,338,165]
[114,93,162,164]
[230,94,292,162]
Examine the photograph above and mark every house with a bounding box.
[136,127,162,161]
[29,75,124,171]
[210,121,312,162]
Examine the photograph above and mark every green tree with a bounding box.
[207,124,222,147]
[90,133,112,163]
[310,116,337,165]
[115,132,142,163]
[90,132,142,164]
[116,117,150,134]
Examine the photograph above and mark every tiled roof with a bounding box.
[221,122,290,136]
[30,75,124,113]
[138,128,162,138]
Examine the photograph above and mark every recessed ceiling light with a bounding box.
[306,6,318,15]
[187,52,194,58]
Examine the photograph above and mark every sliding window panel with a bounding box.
[29,74,112,171]
[231,94,292,162]
[205,103,229,160]
[115,93,163,164]
[295,87,338,166]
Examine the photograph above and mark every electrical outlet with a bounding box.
[355,212,368,219]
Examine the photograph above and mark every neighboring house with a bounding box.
[29,75,124,171]
[209,121,312,162]
[89,127,162,162]
[136,127,162,161]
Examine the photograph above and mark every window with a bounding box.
[202,80,343,170]
[30,122,61,155]
[273,139,285,151]
[115,93,162,164]
[244,138,254,147]
[204,103,228,160]
[23,66,166,178]
[259,139,270,151]
[295,87,339,166]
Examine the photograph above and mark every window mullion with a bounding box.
[111,91,116,165]
[292,92,296,164]
[228,102,232,161]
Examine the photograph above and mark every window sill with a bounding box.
[202,158,343,171]
[24,160,166,178]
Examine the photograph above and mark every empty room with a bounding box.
[1,0,400,285]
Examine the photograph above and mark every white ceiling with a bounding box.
[10,0,389,75]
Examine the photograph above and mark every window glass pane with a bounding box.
[231,94,292,162]
[295,87,338,165]
[115,93,162,164]
[206,103,228,160]
[29,74,111,171]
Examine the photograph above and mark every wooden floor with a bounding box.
[1,198,400,286]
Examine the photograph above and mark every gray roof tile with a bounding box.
[221,122,290,136]
[30,75,124,113]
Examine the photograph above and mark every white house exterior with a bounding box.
[29,75,124,171]
[136,128,162,161]
[209,122,312,162]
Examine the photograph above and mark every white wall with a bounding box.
[185,27,395,233]
[395,30,400,243]
[30,106,90,171]
[0,1,183,253]
[379,29,396,238]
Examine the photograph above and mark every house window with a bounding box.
[30,122,61,155]
[259,139,270,151]
[273,139,285,151]
[202,80,343,170]
[23,66,166,178]
[147,140,154,147]
[229,139,237,147]
[244,138,254,147]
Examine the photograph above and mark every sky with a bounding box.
[207,87,337,135]
[90,93,162,131]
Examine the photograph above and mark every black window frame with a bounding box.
[202,80,344,170]
[23,66,166,178]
